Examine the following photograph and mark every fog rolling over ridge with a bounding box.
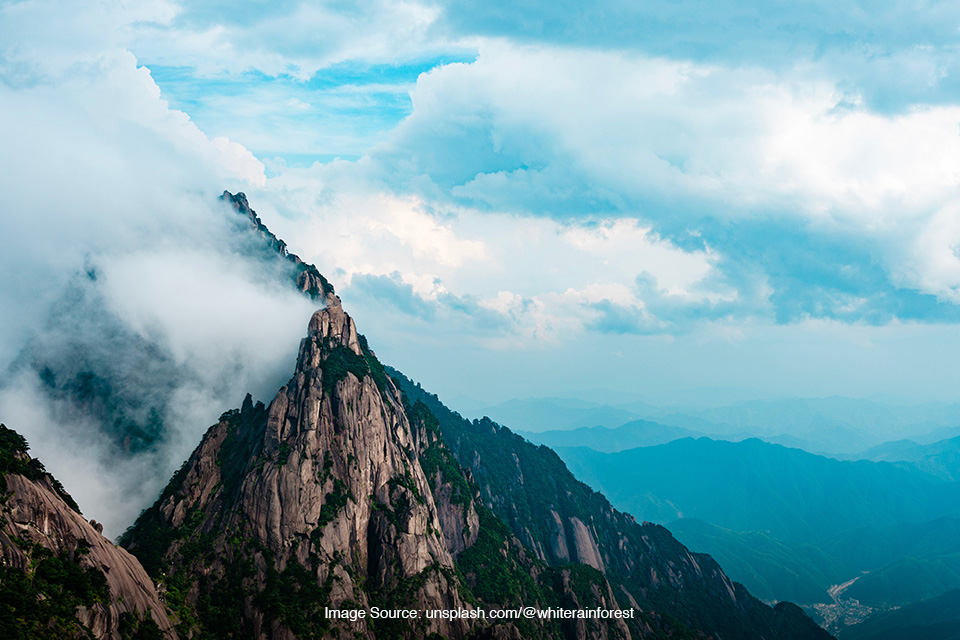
[0,18,338,536]
[0,193,318,537]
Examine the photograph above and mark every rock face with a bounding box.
[121,296,475,639]
[0,425,174,639]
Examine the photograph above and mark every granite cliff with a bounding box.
[119,295,475,638]
[0,424,175,639]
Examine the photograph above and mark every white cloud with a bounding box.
[128,0,453,79]
[0,46,266,364]
[0,0,179,77]
[240,166,728,344]
[97,248,314,368]
[561,219,715,297]
[327,41,960,310]
[212,136,267,187]
[0,8,309,536]
[388,41,960,216]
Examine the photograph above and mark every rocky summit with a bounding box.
[119,294,478,639]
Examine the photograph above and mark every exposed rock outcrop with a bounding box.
[0,425,174,639]
[121,296,474,639]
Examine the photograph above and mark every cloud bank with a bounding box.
[0,11,316,536]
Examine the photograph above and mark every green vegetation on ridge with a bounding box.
[388,368,832,640]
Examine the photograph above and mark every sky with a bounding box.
[5,1,960,529]
[5,0,960,401]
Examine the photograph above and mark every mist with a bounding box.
[0,37,318,536]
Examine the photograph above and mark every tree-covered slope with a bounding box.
[670,515,960,609]
[389,370,831,640]
[839,589,960,640]
[668,519,846,605]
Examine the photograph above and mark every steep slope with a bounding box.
[667,519,845,605]
[0,424,174,639]
[391,372,831,640]
[119,296,473,639]
[402,398,678,640]
[670,516,960,609]
[821,516,960,589]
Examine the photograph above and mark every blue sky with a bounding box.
[5,0,960,407]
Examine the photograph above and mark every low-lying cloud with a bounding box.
[0,26,316,536]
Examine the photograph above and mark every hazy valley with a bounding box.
[491,398,960,637]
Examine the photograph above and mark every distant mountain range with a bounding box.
[844,435,960,480]
[522,419,705,452]
[541,435,960,635]
[481,395,960,454]
[556,438,960,542]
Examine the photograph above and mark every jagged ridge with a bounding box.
[219,191,334,300]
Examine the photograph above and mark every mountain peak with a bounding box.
[120,308,476,637]
[306,293,361,355]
